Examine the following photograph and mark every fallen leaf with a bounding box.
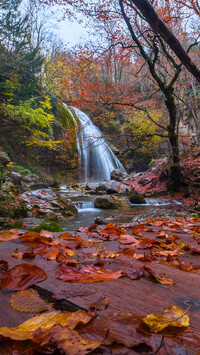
[119,235,139,244]
[89,297,109,311]
[10,289,52,313]
[35,245,60,260]
[1,263,47,290]
[123,267,144,280]
[34,324,101,355]
[12,248,24,259]
[56,264,124,283]
[0,231,21,242]
[142,306,190,333]
[144,266,175,285]
[56,252,78,264]
[39,230,55,238]
[0,310,92,341]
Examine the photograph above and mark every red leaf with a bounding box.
[1,263,47,290]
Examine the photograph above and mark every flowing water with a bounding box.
[59,191,182,232]
[60,105,182,231]
[71,107,126,183]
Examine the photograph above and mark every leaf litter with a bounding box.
[0,217,200,353]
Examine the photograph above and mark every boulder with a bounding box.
[128,190,146,204]
[96,180,130,194]
[9,172,22,185]
[110,169,130,182]
[94,216,107,225]
[0,151,10,165]
[19,188,78,219]
[94,196,123,209]
[22,174,40,183]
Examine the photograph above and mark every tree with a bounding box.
[0,0,44,103]
[39,0,200,190]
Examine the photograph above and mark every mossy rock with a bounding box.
[33,220,64,233]
[94,196,123,209]
[128,190,146,204]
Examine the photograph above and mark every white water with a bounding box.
[71,107,126,183]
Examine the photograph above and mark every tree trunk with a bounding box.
[165,89,184,191]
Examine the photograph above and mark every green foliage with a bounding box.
[123,109,162,154]
[2,97,54,128]
[33,221,64,233]
[0,0,44,103]
[1,97,62,149]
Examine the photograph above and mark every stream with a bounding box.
[59,188,182,232]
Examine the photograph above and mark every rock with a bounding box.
[85,183,99,191]
[0,151,10,165]
[128,190,146,204]
[19,188,78,219]
[94,196,123,209]
[94,216,107,225]
[110,169,130,182]
[22,174,40,183]
[138,178,151,186]
[96,180,130,194]
[10,218,45,230]
[9,172,22,185]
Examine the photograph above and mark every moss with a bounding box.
[11,221,24,229]
[57,101,76,129]
[33,220,64,233]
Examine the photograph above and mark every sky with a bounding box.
[47,4,89,46]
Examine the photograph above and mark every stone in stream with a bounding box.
[94,195,129,209]
[94,216,107,225]
[95,180,132,194]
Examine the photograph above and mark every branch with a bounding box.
[129,0,200,82]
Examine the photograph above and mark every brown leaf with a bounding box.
[119,235,139,244]
[1,263,47,290]
[56,264,124,283]
[89,297,109,311]
[33,324,101,355]
[0,260,8,281]
[123,267,144,280]
[10,289,52,313]
[144,266,175,285]
[56,252,78,264]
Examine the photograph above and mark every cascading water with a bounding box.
[69,107,126,183]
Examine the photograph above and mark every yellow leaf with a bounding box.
[0,310,92,341]
[142,306,190,333]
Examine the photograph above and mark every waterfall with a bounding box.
[73,107,126,183]
[64,104,126,183]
